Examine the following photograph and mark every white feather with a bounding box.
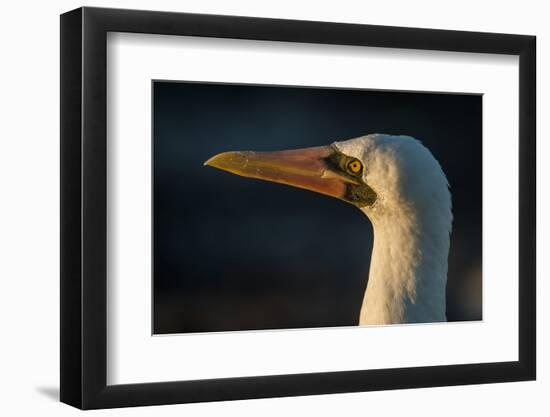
[334,134,453,325]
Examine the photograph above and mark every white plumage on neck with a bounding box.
[334,134,452,325]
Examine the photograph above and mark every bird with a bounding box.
[204,134,452,325]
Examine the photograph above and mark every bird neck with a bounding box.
[359,206,450,325]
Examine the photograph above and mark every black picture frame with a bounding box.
[60,6,536,410]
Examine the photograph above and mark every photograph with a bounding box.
[152,81,482,334]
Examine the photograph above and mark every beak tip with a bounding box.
[203,152,247,171]
[203,155,220,168]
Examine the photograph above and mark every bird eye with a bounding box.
[346,159,363,175]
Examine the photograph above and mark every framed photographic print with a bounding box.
[60,6,536,409]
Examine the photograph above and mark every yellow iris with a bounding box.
[347,159,363,174]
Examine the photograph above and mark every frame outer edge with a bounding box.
[60,7,84,409]
[518,35,536,379]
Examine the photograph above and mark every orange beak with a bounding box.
[204,145,357,201]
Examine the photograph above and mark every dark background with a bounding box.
[153,81,482,334]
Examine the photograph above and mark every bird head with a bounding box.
[204,134,449,219]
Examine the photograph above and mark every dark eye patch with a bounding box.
[345,183,377,207]
[324,147,376,207]
[324,150,363,178]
